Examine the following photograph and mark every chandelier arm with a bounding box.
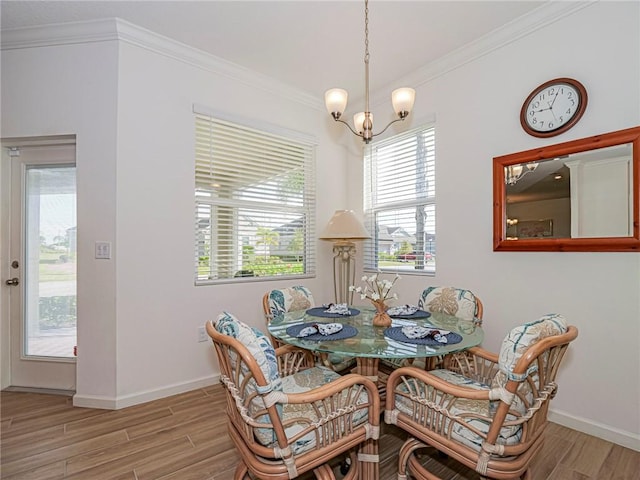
[371,117,405,138]
[333,117,364,138]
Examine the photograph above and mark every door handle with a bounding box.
[5,278,19,286]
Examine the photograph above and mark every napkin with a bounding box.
[401,326,450,343]
[323,303,351,315]
[387,304,419,316]
[297,323,344,337]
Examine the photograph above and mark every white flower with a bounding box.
[349,273,400,306]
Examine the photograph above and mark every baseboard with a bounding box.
[72,374,220,410]
[3,386,74,396]
[549,408,640,452]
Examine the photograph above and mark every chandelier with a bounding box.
[324,0,416,144]
[505,162,539,185]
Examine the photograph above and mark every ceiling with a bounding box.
[1,1,546,103]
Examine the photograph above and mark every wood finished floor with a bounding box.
[1,384,639,480]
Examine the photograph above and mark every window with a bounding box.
[363,125,436,274]
[194,111,316,284]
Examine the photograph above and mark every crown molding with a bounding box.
[369,1,597,107]
[0,18,119,49]
[1,18,322,110]
[1,2,596,112]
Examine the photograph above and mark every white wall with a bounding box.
[1,38,120,398]
[1,1,638,450]
[112,35,348,401]
[356,1,640,449]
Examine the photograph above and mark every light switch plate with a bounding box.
[95,241,111,259]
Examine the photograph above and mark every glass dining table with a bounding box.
[267,305,484,480]
[268,305,484,380]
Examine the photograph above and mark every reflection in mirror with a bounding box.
[505,143,633,239]
[493,126,640,252]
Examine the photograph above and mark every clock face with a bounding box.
[520,78,587,138]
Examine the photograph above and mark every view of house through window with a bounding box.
[363,125,436,274]
[194,111,316,284]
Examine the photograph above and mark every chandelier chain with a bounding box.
[364,0,369,64]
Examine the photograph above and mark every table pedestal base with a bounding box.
[355,357,380,480]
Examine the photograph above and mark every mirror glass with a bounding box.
[493,126,640,252]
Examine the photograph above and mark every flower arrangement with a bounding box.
[349,273,400,326]
[350,273,400,303]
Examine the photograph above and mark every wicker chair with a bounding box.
[384,314,578,480]
[262,286,356,373]
[207,312,380,480]
[380,286,484,373]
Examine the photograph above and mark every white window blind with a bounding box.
[363,125,436,274]
[195,113,316,284]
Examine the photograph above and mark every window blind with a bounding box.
[363,125,436,274]
[195,113,316,284]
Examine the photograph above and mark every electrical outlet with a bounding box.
[198,326,208,343]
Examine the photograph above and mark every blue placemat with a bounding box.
[306,307,360,318]
[388,309,431,319]
[384,327,462,346]
[286,322,358,341]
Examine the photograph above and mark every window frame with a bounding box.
[362,124,436,276]
[194,106,317,285]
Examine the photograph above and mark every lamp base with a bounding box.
[332,241,356,305]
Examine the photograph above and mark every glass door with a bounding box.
[6,143,76,391]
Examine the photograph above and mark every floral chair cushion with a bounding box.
[418,287,478,322]
[215,312,283,445]
[394,369,523,451]
[491,314,567,404]
[215,311,281,389]
[267,286,315,318]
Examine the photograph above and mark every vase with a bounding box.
[372,300,392,327]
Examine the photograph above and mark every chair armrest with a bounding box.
[285,373,379,410]
[275,344,315,376]
[466,346,499,363]
[444,347,500,384]
[278,373,381,449]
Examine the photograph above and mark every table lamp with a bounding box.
[319,210,370,305]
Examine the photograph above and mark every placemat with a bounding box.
[384,327,462,346]
[388,310,431,319]
[286,322,358,341]
[306,307,360,318]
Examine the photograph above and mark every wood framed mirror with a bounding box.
[493,126,640,252]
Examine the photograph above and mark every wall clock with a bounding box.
[520,78,588,138]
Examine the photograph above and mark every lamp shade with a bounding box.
[391,88,416,115]
[325,88,348,116]
[353,112,373,135]
[319,210,370,241]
